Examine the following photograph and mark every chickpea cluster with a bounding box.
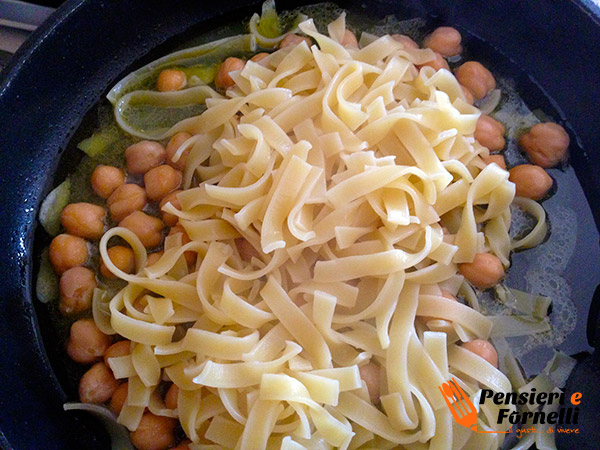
[473,116,566,204]
[48,135,195,450]
[52,137,189,317]
[494,119,567,201]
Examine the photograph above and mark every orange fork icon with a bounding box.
[438,378,511,434]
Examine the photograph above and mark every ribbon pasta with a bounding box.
[96,13,546,450]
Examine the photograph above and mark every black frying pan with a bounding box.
[1,1,600,449]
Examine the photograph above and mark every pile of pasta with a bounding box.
[97,15,545,450]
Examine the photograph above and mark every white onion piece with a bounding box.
[477,88,501,115]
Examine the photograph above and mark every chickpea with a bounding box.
[482,154,506,170]
[422,290,457,323]
[460,84,474,105]
[509,164,553,200]
[59,266,97,315]
[156,69,187,92]
[235,237,260,262]
[279,34,312,49]
[146,251,164,267]
[418,52,449,71]
[164,383,178,410]
[359,361,381,404]
[250,52,269,63]
[341,29,358,48]
[61,203,106,240]
[49,234,88,275]
[165,132,192,171]
[475,115,505,151]
[107,183,147,223]
[104,340,131,366]
[462,339,498,368]
[100,245,135,278]
[519,122,569,168]
[79,362,120,404]
[106,184,146,225]
[120,211,164,248]
[144,165,182,202]
[168,225,195,266]
[391,34,419,50]
[159,190,182,227]
[110,382,128,415]
[91,165,125,199]
[214,57,245,90]
[459,252,504,290]
[455,61,495,100]
[125,141,166,175]
[66,318,111,364]
[424,26,462,57]
[129,413,177,450]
